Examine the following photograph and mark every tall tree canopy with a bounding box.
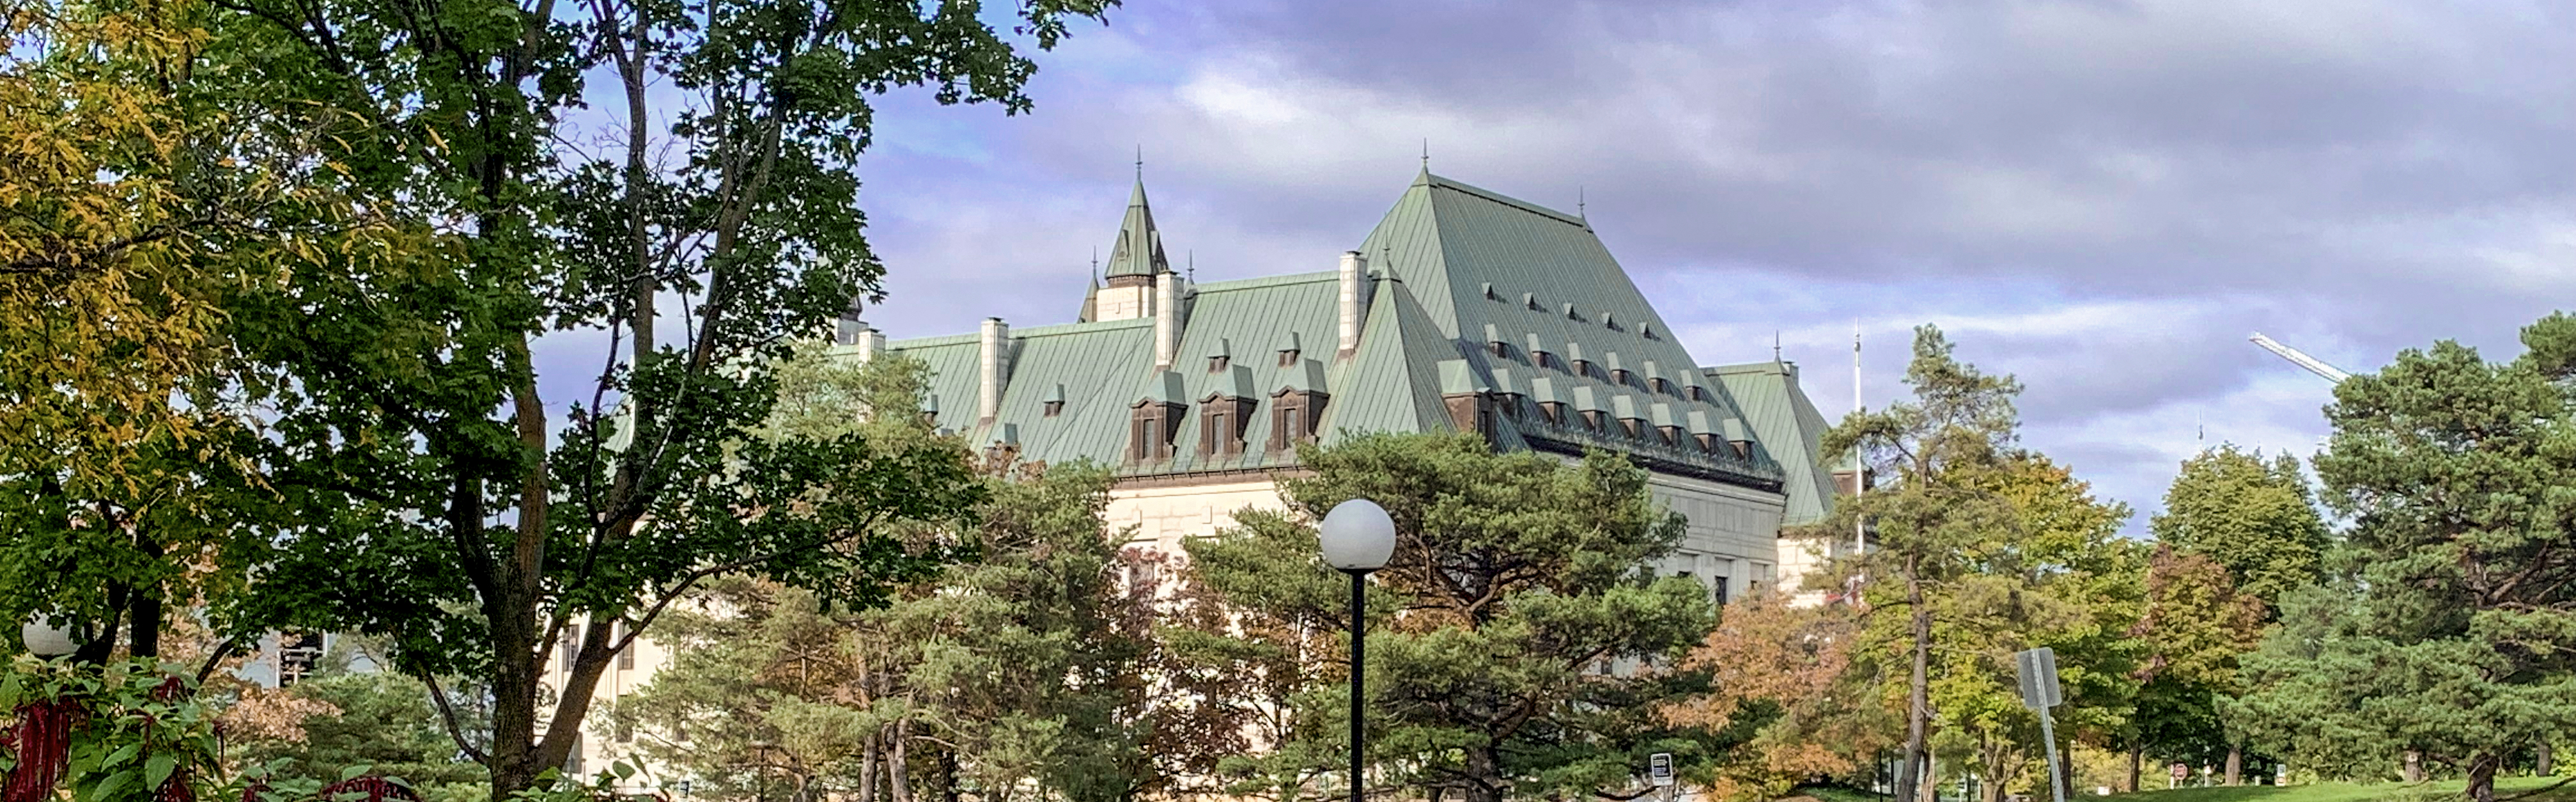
[2150,446,2328,609]
[1177,433,1717,802]
[1806,324,2026,802]
[0,0,366,664]
[187,0,1114,793]
[614,349,1152,802]
[1919,454,2141,802]
[2235,312,2576,802]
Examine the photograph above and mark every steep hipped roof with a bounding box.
[853,169,1795,490]
[1105,179,1169,278]
[1706,361,1839,524]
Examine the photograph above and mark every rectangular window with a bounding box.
[1712,576,1730,605]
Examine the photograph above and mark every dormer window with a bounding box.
[1043,400,1064,417]
[1482,282,1499,301]
[1581,409,1607,430]
[1540,400,1567,423]
[1041,384,1066,417]
[1524,292,1541,311]
[1640,323,1659,341]
[1485,324,1509,358]
[1269,389,1328,453]
[1128,376,1187,463]
[1602,313,1622,333]
[1562,303,1583,322]
[1206,338,1233,373]
[1128,404,1180,463]
[1199,397,1252,458]
[1652,377,1675,395]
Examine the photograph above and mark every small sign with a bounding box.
[1650,753,1675,787]
[2171,763,2189,781]
[2015,647,2063,709]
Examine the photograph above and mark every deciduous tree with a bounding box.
[202,0,1113,794]
[2150,446,2328,611]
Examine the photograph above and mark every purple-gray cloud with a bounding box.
[791,0,2576,530]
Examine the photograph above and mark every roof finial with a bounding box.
[1578,185,1587,219]
[1774,331,1783,364]
[1421,138,1429,171]
[1187,249,1196,282]
[1135,145,1143,180]
[1090,246,1099,274]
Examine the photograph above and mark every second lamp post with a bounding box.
[1319,498,1396,802]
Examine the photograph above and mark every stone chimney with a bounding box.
[1337,251,1370,358]
[837,311,885,362]
[978,317,1011,424]
[1153,272,1182,370]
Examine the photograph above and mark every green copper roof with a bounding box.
[1105,180,1169,278]
[850,169,1803,492]
[1707,361,1840,525]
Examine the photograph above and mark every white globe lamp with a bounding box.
[1318,498,1396,574]
[1317,497,1396,802]
[22,616,81,658]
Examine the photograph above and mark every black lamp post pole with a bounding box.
[1347,568,1369,802]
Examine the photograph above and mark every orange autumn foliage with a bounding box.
[1670,592,1895,801]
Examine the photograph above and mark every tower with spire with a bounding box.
[1090,174,1173,322]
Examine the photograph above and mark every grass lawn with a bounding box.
[2101,776,2574,802]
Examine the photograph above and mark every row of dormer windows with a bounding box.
[1126,390,1328,465]
[1478,283,1662,342]
[1498,394,1752,460]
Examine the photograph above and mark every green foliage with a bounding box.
[2150,446,2329,609]
[0,657,224,802]
[2234,313,2576,802]
[617,349,1147,802]
[134,0,1121,791]
[1806,324,2031,802]
[2128,547,2265,775]
[1917,455,2143,802]
[229,670,488,802]
[1177,432,1716,802]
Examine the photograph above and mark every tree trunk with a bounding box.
[2467,752,2499,802]
[2225,746,2242,786]
[1464,745,1506,802]
[859,730,880,802]
[889,716,913,802]
[1897,566,1933,802]
[2402,751,2424,783]
[2540,741,2554,776]
[2127,743,2143,793]
[71,581,128,664]
[127,533,164,658]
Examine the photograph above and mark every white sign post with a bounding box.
[1649,752,1676,802]
[2017,647,2067,802]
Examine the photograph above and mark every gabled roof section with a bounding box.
[1105,178,1170,278]
[1707,361,1840,525]
[1319,280,1458,442]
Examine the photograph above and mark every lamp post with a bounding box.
[1319,499,1396,802]
[21,617,80,659]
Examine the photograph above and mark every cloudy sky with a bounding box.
[837,0,2571,530]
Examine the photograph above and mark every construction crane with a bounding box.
[2248,332,2351,384]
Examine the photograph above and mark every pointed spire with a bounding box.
[1105,173,1169,278]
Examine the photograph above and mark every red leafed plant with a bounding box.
[3,698,80,802]
[1,657,223,802]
